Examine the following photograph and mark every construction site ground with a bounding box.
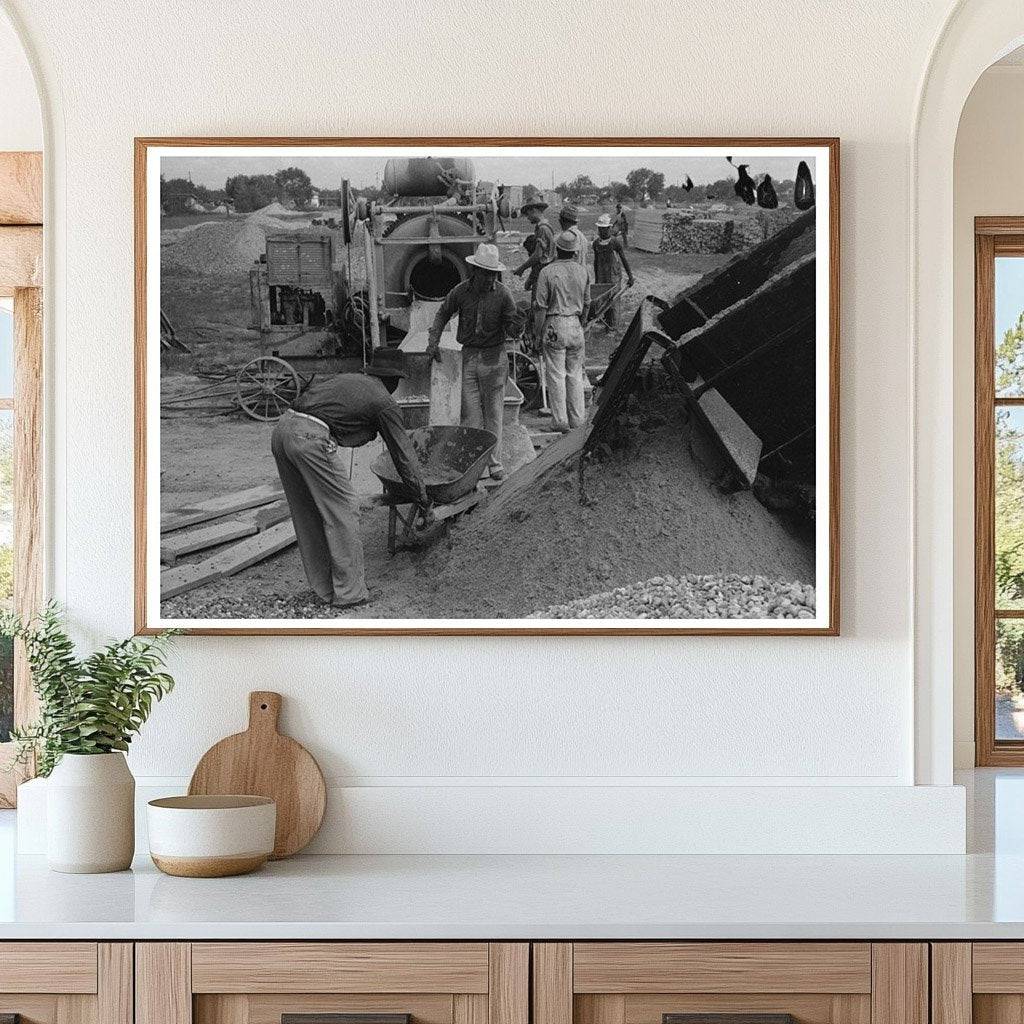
[159,204,813,620]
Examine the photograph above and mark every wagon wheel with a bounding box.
[236,356,300,421]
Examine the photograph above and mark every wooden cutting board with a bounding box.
[188,691,326,859]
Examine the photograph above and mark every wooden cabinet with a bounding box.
[0,943,132,1024]
[136,943,528,1024]
[532,944,928,1024]
[931,943,1024,1024]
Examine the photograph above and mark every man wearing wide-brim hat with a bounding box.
[557,204,588,267]
[592,213,634,329]
[533,230,591,433]
[271,349,428,609]
[427,242,517,481]
[513,196,555,295]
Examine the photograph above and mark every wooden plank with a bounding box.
[696,387,763,485]
[0,226,42,292]
[191,942,489,994]
[0,152,43,224]
[474,426,589,525]
[534,944,572,1024]
[489,944,529,1024]
[98,944,133,1024]
[161,519,258,564]
[0,943,98,994]
[254,499,291,531]
[573,943,872,994]
[160,520,296,599]
[931,945,971,1024]
[56,995,94,1024]
[972,943,1024,992]
[161,483,285,533]
[136,943,191,1024]
[831,996,872,1024]
[870,945,927,1024]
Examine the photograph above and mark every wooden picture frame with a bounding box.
[135,137,840,636]
[0,151,43,806]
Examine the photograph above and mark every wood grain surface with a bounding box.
[188,690,326,859]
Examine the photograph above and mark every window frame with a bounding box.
[975,218,1024,765]
[0,151,43,806]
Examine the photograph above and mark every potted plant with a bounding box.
[2,604,177,873]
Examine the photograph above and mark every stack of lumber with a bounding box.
[160,484,295,599]
[631,208,667,252]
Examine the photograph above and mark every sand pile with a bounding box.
[406,390,815,619]
[161,204,297,274]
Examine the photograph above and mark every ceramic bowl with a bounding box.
[147,795,276,877]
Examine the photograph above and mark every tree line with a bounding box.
[547,168,797,206]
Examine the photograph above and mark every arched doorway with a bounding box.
[914,0,1024,784]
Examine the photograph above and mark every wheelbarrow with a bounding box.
[370,425,497,553]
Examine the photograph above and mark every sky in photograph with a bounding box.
[162,152,817,191]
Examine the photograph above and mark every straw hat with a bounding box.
[595,214,613,228]
[521,196,549,212]
[464,242,506,273]
[555,230,580,253]
[559,204,580,223]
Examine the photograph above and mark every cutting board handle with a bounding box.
[248,691,282,734]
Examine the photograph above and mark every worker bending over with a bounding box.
[271,350,428,609]
[592,213,634,329]
[534,231,591,433]
[513,196,555,295]
[427,243,517,481]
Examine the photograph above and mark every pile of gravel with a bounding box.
[528,573,816,620]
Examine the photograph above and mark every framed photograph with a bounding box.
[135,137,839,635]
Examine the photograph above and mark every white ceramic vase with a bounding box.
[46,752,135,873]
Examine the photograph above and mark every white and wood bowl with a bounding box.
[147,795,276,877]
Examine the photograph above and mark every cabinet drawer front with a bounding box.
[192,943,491,994]
[573,944,872,994]
[973,944,1024,992]
[196,993,457,1024]
[0,943,98,993]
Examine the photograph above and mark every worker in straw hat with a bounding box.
[533,230,591,433]
[271,349,428,609]
[427,242,517,481]
[557,204,588,267]
[513,195,555,296]
[592,213,634,330]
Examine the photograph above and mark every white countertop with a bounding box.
[1,849,1023,940]
[0,769,1021,941]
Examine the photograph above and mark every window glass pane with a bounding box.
[998,619,1024,740]
[0,410,11,742]
[997,407,1024,609]
[996,256,1024,397]
[0,301,11,400]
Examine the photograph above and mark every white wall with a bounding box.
[0,0,974,851]
[952,65,1024,767]
[0,7,39,151]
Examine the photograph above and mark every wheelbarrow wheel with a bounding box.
[236,356,301,421]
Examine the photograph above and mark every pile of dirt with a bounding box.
[401,389,815,619]
[161,205,296,274]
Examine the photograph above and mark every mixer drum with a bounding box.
[383,157,476,197]
[381,212,478,306]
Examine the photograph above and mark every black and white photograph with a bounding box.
[137,141,838,634]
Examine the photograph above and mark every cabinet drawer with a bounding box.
[140,942,528,1024]
[0,942,98,993]
[533,944,924,1024]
